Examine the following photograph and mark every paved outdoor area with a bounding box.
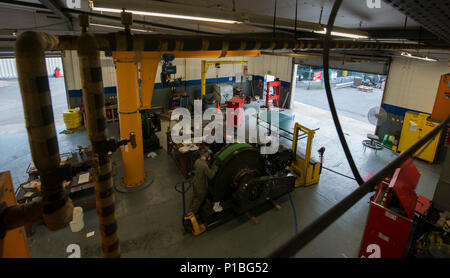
[0,78,67,136]
[294,86,384,126]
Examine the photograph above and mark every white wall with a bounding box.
[0,57,64,79]
[257,55,293,82]
[383,57,449,113]
[62,52,294,91]
[63,51,117,91]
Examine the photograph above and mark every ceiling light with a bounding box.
[401,52,437,62]
[90,23,151,33]
[91,6,240,24]
[314,28,368,39]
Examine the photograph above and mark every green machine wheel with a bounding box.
[209,143,266,202]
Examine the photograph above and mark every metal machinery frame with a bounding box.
[113,53,258,188]
[265,81,281,109]
[290,123,321,187]
[200,60,248,100]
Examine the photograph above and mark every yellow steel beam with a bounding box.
[113,51,146,187]
[140,50,260,59]
[140,57,159,109]
[200,60,248,99]
[139,50,259,107]
[112,50,258,184]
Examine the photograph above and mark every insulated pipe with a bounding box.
[52,34,450,52]
[15,31,73,231]
[77,32,121,258]
[2,199,43,231]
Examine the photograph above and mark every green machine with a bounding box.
[185,143,296,233]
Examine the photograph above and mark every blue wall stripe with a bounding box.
[68,86,117,98]
[69,76,291,98]
[382,103,427,117]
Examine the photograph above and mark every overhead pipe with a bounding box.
[77,15,121,258]
[49,34,450,52]
[14,31,74,231]
[1,199,43,232]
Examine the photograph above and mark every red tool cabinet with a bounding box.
[265,81,281,109]
[226,97,245,128]
[359,159,430,258]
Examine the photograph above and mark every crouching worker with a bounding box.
[184,148,219,235]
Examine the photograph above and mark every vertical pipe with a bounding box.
[114,51,146,187]
[15,31,73,231]
[77,32,120,257]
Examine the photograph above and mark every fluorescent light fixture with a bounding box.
[401,52,437,62]
[90,23,151,33]
[314,28,368,39]
[91,6,240,24]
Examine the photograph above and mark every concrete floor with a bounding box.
[294,86,384,125]
[0,88,441,258]
[0,78,67,136]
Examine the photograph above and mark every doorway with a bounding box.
[291,64,387,137]
[0,56,67,136]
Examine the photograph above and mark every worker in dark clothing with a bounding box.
[187,148,219,215]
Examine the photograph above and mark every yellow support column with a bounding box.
[140,55,159,109]
[113,52,146,187]
[201,60,207,100]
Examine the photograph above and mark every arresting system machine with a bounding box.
[183,143,296,235]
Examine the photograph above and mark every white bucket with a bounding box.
[69,206,84,232]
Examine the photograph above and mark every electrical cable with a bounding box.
[322,166,356,180]
[287,192,298,258]
[287,192,298,234]
[322,0,364,185]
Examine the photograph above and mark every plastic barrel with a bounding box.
[63,108,82,130]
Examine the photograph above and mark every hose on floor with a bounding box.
[287,192,299,258]
[322,166,356,181]
[287,192,298,234]
[322,0,364,186]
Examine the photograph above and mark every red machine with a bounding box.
[226,96,245,127]
[265,81,281,109]
[359,159,431,258]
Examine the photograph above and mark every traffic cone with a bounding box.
[217,102,221,114]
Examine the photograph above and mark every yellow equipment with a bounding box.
[183,212,206,236]
[63,108,82,130]
[112,51,259,188]
[200,60,248,99]
[0,172,30,258]
[290,123,322,187]
[114,52,147,187]
[398,111,442,163]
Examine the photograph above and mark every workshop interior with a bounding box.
[0,0,449,259]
